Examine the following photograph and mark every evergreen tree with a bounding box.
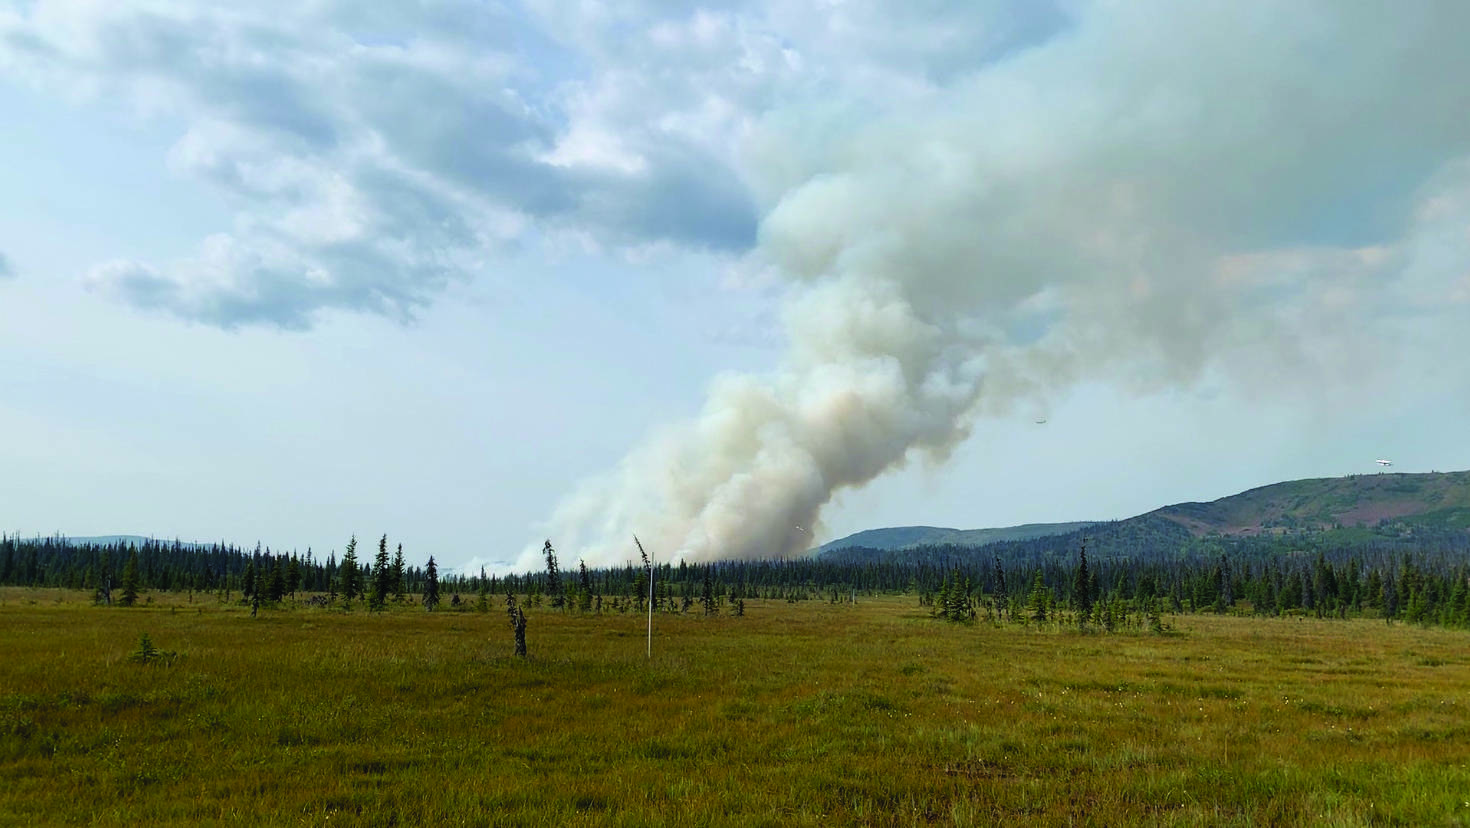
[371,534,392,612]
[1279,569,1302,610]
[504,591,528,656]
[339,536,361,601]
[119,548,140,608]
[1381,574,1399,619]
[94,550,114,606]
[423,555,440,612]
[1344,558,1361,610]
[1028,571,1049,623]
[1073,541,1093,615]
[267,556,286,603]
[286,555,302,597]
[935,569,974,621]
[1214,554,1232,614]
[1147,597,1165,633]
[241,558,257,602]
[632,567,648,612]
[1365,569,1383,609]
[701,566,716,615]
[512,606,527,657]
[392,544,406,601]
[543,540,563,609]
[577,560,593,613]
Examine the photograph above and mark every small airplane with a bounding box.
[1376,459,1393,467]
[1034,418,1047,425]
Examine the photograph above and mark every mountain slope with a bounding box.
[816,522,1095,555]
[817,470,1470,565]
[1150,470,1470,536]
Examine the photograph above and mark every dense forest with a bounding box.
[5,514,1470,627]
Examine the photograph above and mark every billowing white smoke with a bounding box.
[525,2,1470,571]
[536,273,986,567]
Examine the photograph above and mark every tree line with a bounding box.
[4,518,1470,626]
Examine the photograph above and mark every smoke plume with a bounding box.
[528,2,1470,571]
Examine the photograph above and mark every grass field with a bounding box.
[3,587,1469,826]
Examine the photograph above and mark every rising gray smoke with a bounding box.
[528,2,1470,571]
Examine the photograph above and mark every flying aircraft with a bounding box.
[1376,459,1393,467]
[1034,418,1047,425]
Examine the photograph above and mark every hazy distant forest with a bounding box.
[6,515,1470,626]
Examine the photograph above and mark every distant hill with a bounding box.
[816,522,1096,555]
[11,534,209,549]
[818,470,1470,565]
[1149,470,1470,536]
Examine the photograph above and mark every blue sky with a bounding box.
[3,1,1469,574]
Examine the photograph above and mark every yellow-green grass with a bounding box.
[3,587,1469,826]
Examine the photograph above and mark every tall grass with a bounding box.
[2,587,1469,825]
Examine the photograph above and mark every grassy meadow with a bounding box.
[3,587,1470,826]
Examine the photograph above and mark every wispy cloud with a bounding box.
[3,1,782,326]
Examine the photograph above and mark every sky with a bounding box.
[3,1,1469,575]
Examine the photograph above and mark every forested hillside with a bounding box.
[1150,470,1470,535]
[814,521,1095,554]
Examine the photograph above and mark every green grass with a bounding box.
[3,587,1470,825]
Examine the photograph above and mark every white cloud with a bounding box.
[1,0,768,326]
[0,0,1082,328]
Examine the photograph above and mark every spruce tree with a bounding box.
[391,544,406,602]
[286,555,301,598]
[505,591,527,656]
[577,560,593,613]
[933,576,950,619]
[119,548,140,608]
[1028,571,1049,623]
[371,534,392,612]
[512,606,527,657]
[423,556,440,612]
[543,540,563,609]
[1074,541,1093,615]
[992,555,1008,620]
[267,556,286,603]
[701,566,716,615]
[1147,597,1165,633]
[242,558,257,603]
[956,574,975,620]
[1365,569,1383,609]
[94,550,114,606]
[632,567,647,612]
[339,535,361,602]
